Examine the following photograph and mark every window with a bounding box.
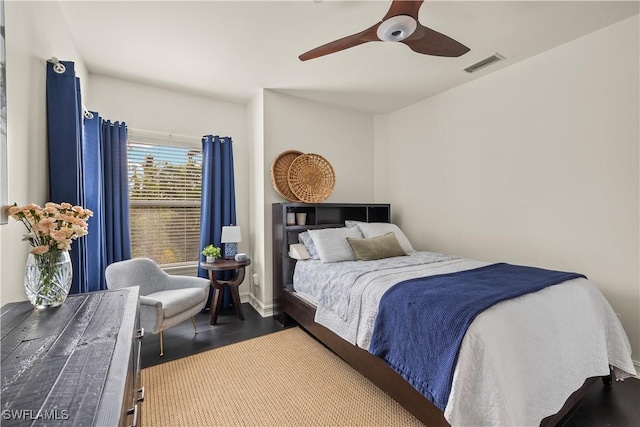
[127,133,202,266]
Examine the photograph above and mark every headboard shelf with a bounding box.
[272,202,391,325]
[284,223,343,231]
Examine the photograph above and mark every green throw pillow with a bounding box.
[346,232,407,261]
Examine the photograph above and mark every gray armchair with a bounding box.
[105,258,210,356]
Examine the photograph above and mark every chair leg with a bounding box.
[159,331,164,357]
[191,316,198,334]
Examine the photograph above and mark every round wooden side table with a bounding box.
[200,258,251,325]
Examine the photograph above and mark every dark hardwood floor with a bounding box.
[559,376,640,427]
[142,303,640,426]
[141,303,282,368]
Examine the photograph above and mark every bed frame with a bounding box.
[271,202,605,427]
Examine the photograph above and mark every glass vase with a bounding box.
[24,251,73,309]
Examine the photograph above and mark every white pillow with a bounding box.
[345,221,415,253]
[298,231,320,260]
[308,227,363,263]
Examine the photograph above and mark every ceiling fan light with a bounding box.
[377,15,417,42]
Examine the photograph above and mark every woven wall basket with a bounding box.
[287,153,335,203]
[270,150,303,202]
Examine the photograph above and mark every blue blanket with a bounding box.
[368,263,585,411]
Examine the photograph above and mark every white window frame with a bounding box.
[127,129,202,274]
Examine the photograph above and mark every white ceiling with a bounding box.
[58,1,639,114]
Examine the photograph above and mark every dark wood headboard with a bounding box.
[272,202,390,325]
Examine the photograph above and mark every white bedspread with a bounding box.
[295,253,637,427]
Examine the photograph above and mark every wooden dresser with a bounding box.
[1,287,142,426]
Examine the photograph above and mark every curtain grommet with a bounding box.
[52,63,66,74]
[48,57,66,74]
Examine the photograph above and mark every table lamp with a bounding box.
[221,225,242,259]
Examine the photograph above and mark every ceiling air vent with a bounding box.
[464,53,505,73]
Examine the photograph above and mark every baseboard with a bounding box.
[240,291,250,304]
[247,294,274,318]
[240,292,275,317]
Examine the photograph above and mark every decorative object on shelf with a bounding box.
[6,202,93,309]
[296,212,307,225]
[221,225,242,259]
[270,150,303,202]
[286,212,296,225]
[287,153,335,203]
[201,244,221,263]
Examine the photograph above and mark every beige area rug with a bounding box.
[141,327,423,426]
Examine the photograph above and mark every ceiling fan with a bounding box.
[299,0,470,61]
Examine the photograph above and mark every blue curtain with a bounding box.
[101,120,131,266]
[46,61,87,295]
[82,115,131,290]
[47,60,131,293]
[198,135,236,308]
[82,112,106,291]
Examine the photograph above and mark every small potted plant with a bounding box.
[201,244,221,263]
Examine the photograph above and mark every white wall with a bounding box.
[263,91,376,204]
[375,16,640,362]
[1,1,89,304]
[253,90,376,314]
[86,75,251,294]
[248,90,266,313]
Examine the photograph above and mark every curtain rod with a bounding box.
[128,128,232,144]
[128,127,202,141]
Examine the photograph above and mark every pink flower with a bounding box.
[8,201,91,252]
[43,206,58,215]
[33,218,57,233]
[72,205,92,216]
[30,245,50,255]
[50,230,68,242]
[33,221,51,234]
[57,240,71,251]
[7,205,21,216]
[71,226,88,237]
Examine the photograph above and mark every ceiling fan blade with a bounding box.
[299,23,380,61]
[382,0,424,21]
[401,23,470,57]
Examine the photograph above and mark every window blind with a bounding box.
[128,141,202,266]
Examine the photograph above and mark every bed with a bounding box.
[271,202,636,427]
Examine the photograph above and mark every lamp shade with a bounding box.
[221,225,242,243]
